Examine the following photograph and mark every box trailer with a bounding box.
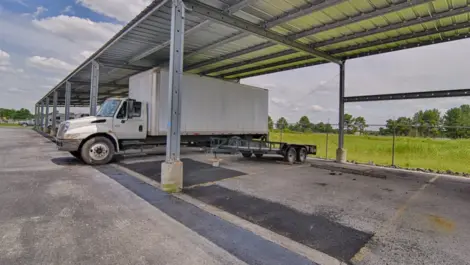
[55,68,270,165]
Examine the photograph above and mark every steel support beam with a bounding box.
[185,42,274,71]
[192,0,467,77]
[220,22,470,79]
[289,0,432,41]
[34,104,39,129]
[344,89,470,103]
[200,49,298,75]
[184,32,250,61]
[312,5,470,48]
[44,97,50,132]
[337,61,346,163]
[90,60,99,116]
[40,101,45,131]
[65,81,72,120]
[162,0,185,193]
[97,60,150,71]
[264,0,345,28]
[69,80,128,88]
[131,0,256,63]
[51,90,58,135]
[184,0,341,64]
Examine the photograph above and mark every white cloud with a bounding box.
[62,5,73,14]
[33,6,47,18]
[32,15,122,50]
[0,50,24,74]
[76,0,152,22]
[27,56,76,72]
[271,97,288,107]
[10,0,28,7]
[8,87,25,93]
[0,50,11,66]
[80,50,93,58]
[310,105,325,112]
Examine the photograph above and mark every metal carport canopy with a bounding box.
[37,0,470,106]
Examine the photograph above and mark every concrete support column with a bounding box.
[161,0,185,193]
[336,61,347,163]
[65,81,72,120]
[44,97,50,133]
[90,61,99,116]
[51,91,58,136]
[40,101,45,131]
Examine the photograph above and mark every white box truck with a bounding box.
[55,68,269,165]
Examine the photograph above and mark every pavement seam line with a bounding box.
[111,163,161,188]
[111,163,343,265]
[174,193,346,265]
[351,174,441,263]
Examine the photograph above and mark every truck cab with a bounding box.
[56,98,147,165]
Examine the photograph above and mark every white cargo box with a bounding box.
[129,68,269,137]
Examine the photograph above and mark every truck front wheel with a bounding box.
[69,151,82,161]
[80,136,115,165]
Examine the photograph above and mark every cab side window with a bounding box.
[116,101,127,119]
[133,102,142,118]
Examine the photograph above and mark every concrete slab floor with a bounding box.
[115,151,470,264]
[0,128,248,265]
[5,128,470,265]
[210,156,470,265]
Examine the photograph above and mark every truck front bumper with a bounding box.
[56,139,81,152]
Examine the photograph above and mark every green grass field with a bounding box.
[269,131,470,173]
[0,123,27,128]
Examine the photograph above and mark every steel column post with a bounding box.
[65,81,72,120]
[162,0,185,193]
[90,61,99,116]
[44,97,50,132]
[336,61,347,163]
[51,91,58,135]
[34,105,38,129]
[40,101,44,131]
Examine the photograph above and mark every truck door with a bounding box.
[113,100,146,140]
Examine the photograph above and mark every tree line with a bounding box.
[269,114,367,134]
[0,108,34,121]
[269,104,470,139]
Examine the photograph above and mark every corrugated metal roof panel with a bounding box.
[40,0,470,105]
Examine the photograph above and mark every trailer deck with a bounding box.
[210,137,317,164]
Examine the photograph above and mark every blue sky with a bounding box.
[1,0,121,23]
[1,0,470,124]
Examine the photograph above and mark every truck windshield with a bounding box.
[97,99,121,117]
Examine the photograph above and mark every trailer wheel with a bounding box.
[255,153,263,158]
[296,147,307,163]
[80,136,115,165]
[241,152,252,158]
[284,147,296,164]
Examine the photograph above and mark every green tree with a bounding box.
[268,116,273,130]
[298,116,311,132]
[276,117,288,130]
[353,116,368,135]
[443,105,470,138]
[344,113,356,134]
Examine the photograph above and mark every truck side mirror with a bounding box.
[127,99,135,119]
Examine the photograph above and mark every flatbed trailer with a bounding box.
[210,137,316,164]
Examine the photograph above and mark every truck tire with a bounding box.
[284,147,296,164]
[255,153,263,158]
[69,151,82,161]
[241,152,252,158]
[80,136,115,165]
[296,147,307,163]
